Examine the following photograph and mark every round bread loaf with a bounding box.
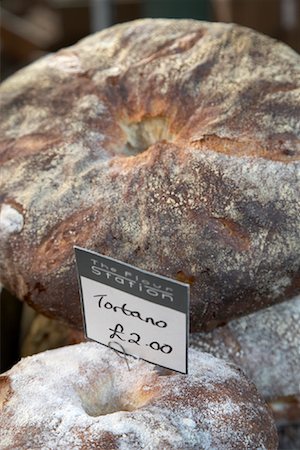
[190,295,300,399]
[0,342,278,449]
[0,19,299,331]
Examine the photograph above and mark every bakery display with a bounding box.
[0,19,299,331]
[190,295,300,399]
[1,16,300,448]
[0,341,278,449]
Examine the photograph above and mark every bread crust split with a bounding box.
[0,19,299,331]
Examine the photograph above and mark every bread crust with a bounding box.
[0,342,278,449]
[190,295,300,399]
[0,19,299,331]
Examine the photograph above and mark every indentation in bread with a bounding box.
[120,116,174,155]
[78,372,159,417]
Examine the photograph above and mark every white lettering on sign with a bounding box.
[90,262,174,302]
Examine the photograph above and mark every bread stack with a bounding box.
[0,19,299,448]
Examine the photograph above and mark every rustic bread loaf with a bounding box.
[190,295,300,399]
[0,19,299,331]
[0,342,278,449]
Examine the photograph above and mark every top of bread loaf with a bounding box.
[0,342,277,449]
[0,19,299,330]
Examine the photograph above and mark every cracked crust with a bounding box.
[0,19,299,331]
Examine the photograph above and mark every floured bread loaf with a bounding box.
[190,295,300,399]
[0,342,278,449]
[0,19,299,331]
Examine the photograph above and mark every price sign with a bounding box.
[75,247,189,373]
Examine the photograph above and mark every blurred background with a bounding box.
[1,0,300,81]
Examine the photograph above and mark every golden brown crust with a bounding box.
[0,19,299,331]
[0,376,12,411]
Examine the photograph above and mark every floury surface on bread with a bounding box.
[190,294,300,400]
[0,342,278,449]
[0,19,299,331]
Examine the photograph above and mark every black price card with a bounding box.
[75,247,189,373]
